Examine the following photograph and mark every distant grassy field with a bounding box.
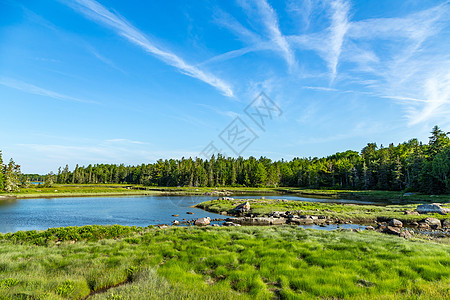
[0,225,449,299]
[2,184,450,203]
[196,198,450,223]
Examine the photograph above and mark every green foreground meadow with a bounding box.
[1,225,449,299]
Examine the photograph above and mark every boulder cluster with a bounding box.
[374,217,450,239]
[203,190,232,196]
[374,219,412,238]
[226,211,337,226]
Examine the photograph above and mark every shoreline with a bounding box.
[2,184,450,202]
[194,198,450,229]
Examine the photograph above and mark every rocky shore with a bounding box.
[193,199,450,239]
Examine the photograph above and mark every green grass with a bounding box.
[196,198,450,223]
[0,225,449,299]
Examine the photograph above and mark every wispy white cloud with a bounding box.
[287,0,313,30]
[253,0,296,70]
[302,86,339,92]
[406,71,450,125]
[208,9,270,65]
[86,46,128,74]
[196,103,240,119]
[213,9,262,44]
[290,1,449,125]
[105,139,149,145]
[199,43,274,66]
[0,77,96,104]
[379,95,427,103]
[63,0,233,97]
[326,0,350,82]
[212,1,295,70]
[343,2,450,124]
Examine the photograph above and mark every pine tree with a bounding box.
[44,172,56,187]
[4,159,21,192]
[0,150,4,191]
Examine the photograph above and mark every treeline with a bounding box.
[56,126,450,194]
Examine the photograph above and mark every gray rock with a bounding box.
[234,201,251,213]
[404,210,420,215]
[271,218,287,225]
[418,223,430,230]
[377,225,386,232]
[223,221,240,227]
[383,226,401,236]
[194,217,211,226]
[271,211,286,218]
[389,219,403,228]
[417,204,449,215]
[400,230,412,239]
[423,217,441,229]
[365,226,375,230]
[313,218,327,224]
[442,219,450,228]
[289,218,314,225]
[230,216,287,226]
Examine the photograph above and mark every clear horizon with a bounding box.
[1,0,449,174]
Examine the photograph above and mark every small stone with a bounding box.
[365,226,375,230]
[404,210,420,215]
[194,217,211,226]
[389,219,403,228]
[186,212,194,215]
[383,226,401,236]
[400,231,412,239]
[377,225,387,232]
[442,219,450,228]
[234,201,251,213]
[223,222,240,227]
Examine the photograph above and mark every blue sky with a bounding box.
[1,0,449,174]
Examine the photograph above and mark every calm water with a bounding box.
[0,195,385,233]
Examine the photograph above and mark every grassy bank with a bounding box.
[196,199,450,224]
[1,225,449,299]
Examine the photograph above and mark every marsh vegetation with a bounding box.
[1,225,449,299]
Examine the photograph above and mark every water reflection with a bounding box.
[0,194,390,233]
